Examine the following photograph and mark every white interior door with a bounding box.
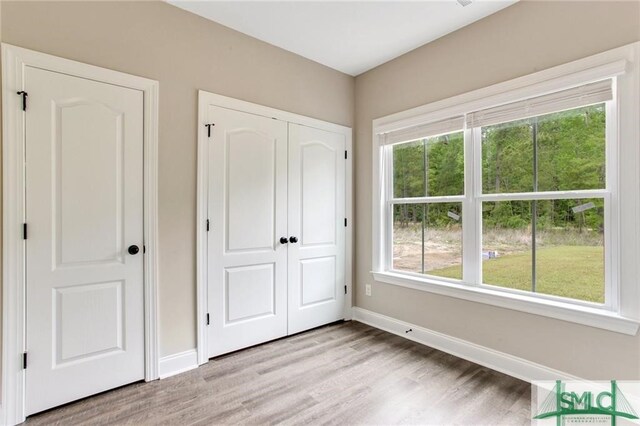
[207,105,288,357]
[25,67,145,415]
[287,123,346,334]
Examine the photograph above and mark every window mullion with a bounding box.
[604,97,618,312]
[384,146,394,272]
[477,189,609,202]
[462,126,481,286]
[532,117,538,294]
[389,195,466,204]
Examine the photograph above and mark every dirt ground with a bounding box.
[392,226,462,273]
[392,225,602,274]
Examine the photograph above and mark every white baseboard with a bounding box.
[352,307,579,383]
[158,349,198,379]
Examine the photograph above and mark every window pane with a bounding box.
[425,203,463,279]
[393,140,425,198]
[392,204,424,274]
[393,131,464,198]
[482,198,605,303]
[482,201,533,291]
[534,198,604,303]
[537,104,606,192]
[427,133,464,197]
[482,104,606,194]
[482,119,533,194]
[392,203,462,279]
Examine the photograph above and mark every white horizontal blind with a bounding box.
[381,116,464,146]
[468,79,613,128]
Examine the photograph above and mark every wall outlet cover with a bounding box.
[365,284,372,296]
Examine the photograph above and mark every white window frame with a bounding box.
[371,42,640,335]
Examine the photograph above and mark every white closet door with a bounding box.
[287,124,346,334]
[25,67,145,415]
[207,105,289,357]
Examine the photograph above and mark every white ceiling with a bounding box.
[168,1,518,76]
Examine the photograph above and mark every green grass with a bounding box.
[430,245,604,303]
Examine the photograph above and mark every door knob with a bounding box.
[279,237,289,244]
[289,236,298,244]
[128,245,140,255]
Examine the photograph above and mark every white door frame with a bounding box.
[196,91,353,365]
[1,44,160,426]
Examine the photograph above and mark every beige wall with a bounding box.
[354,0,640,379]
[0,1,354,357]
[2,0,639,382]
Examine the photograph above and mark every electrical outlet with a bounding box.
[365,284,372,296]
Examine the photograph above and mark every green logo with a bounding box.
[534,380,639,425]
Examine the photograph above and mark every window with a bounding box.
[391,131,464,279]
[480,104,607,304]
[383,82,612,305]
[372,48,640,334]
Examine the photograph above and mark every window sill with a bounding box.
[371,271,639,335]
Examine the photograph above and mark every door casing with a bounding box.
[1,44,160,426]
[196,90,353,365]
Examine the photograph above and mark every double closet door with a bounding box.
[206,105,346,357]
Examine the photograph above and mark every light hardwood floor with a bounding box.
[27,321,531,425]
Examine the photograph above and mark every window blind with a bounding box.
[381,116,464,146]
[467,79,612,128]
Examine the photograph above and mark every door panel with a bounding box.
[288,124,346,334]
[226,130,276,252]
[301,143,338,246]
[55,100,124,266]
[25,67,144,415]
[54,281,124,364]
[301,257,336,306]
[225,263,275,322]
[208,106,288,357]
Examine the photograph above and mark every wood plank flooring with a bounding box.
[27,321,531,425]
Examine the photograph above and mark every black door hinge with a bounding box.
[344,218,347,227]
[143,245,146,254]
[206,313,210,325]
[206,219,210,232]
[344,150,348,160]
[17,91,28,111]
[23,352,27,369]
[205,123,215,138]
[23,223,27,240]
[344,285,347,295]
